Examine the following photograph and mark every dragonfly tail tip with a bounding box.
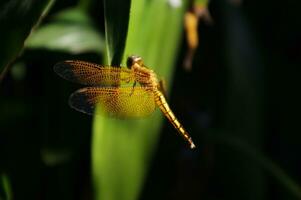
[189,140,196,149]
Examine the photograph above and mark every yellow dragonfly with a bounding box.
[54,56,196,149]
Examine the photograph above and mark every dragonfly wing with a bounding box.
[54,60,133,86]
[69,87,156,118]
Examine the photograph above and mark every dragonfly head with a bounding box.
[127,55,143,69]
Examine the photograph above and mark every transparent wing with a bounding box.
[68,86,156,118]
[54,60,134,86]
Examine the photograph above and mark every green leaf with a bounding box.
[103,0,131,65]
[0,0,55,81]
[92,1,187,200]
[26,8,104,54]
[195,0,210,6]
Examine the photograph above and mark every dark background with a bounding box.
[0,0,300,199]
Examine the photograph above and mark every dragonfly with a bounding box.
[54,55,196,149]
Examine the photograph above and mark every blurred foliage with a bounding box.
[0,0,55,81]
[0,0,301,200]
[0,174,12,200]
[26,7,104,54]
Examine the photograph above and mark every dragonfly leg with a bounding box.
[130,81,137,96]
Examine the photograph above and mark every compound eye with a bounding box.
[126,57,134,69]
[126,55,143,68]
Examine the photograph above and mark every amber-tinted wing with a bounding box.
[69,86,156,118]
[54,60,134,86]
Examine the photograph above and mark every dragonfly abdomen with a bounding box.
[154,91,196,149]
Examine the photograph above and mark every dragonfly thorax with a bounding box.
[127,56,159,89]
[133,65,159,90]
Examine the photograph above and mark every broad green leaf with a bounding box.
[0,0,55,81]
[26,8,104,54]
[92,1,187,200]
